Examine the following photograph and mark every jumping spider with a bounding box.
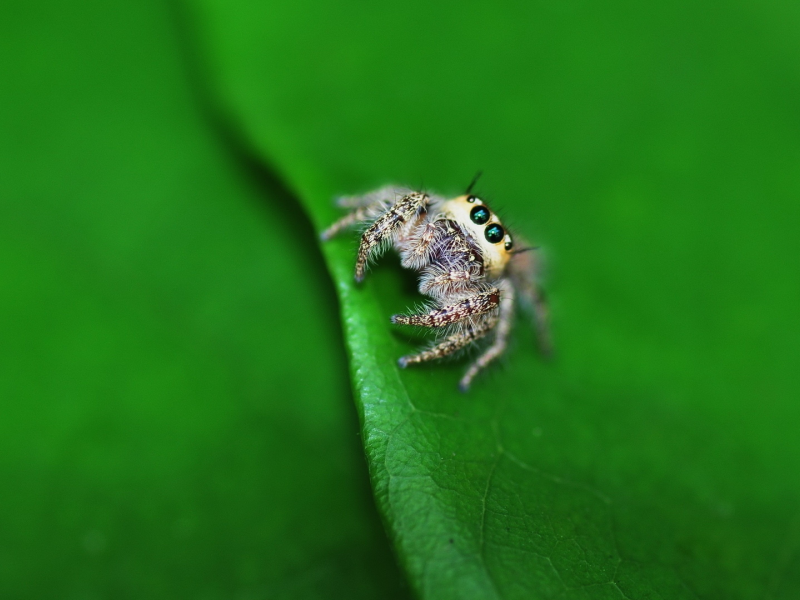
[321,181,551,391]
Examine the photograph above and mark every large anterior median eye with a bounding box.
[485,223,504,244]
[470,205,490,225]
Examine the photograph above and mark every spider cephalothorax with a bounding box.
[321,183,550,391]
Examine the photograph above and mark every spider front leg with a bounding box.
[354,191,430,282]
[458,280,515,391]
[319,202,384,242]
[397,315,498,368]
[320,186,412,241]
[335,185,412,209]
[398,221,440,271]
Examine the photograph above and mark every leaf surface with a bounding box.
[187,1,800,598]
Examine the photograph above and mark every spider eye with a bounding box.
[485,224,504,244]
[504,238,514,251]
[467,195,477,203]
[470,205,490,225]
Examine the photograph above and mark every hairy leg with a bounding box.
[320,185,414,241]
[508,247,552,357]
[399,221,439,270]
[319,202,384,241]
[417,222,482,299]
[418,263,482,299]
[335,185,412,209]
[397,316,497,368]
[354,192,430,282]
[528,285,551,357]
[458,280,515,391]
[391,288,500,328]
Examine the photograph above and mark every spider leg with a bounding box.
[354,192,430,282]
[398,316,497,368]
[418,262,483,299]
[319,202,384,241]
[321,185,414,241]
[391,288,499,328]
[458,280,515,391]
[399,221,439,270]
[528,285,551,357]
[508,245,552,357]
[335,185,412,209]
[416,223,483,299]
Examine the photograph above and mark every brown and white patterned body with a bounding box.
[321,184,550,391]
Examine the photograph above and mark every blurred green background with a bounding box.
[2,0,799,598]
[0,1,406,598]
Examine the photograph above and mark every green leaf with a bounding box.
[186,0,800,598]
[0,1,406,598]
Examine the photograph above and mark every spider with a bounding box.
[320,178,551,391]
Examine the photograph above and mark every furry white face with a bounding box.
[439,194,513,278]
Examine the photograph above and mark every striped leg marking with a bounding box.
[354,192,429,282]
[398,317,497,368]
[391,288,500,328]
[458,282,515,391]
